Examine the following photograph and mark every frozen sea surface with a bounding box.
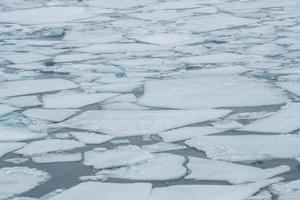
[0,0,300,199]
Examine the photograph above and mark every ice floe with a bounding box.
[0,104,18,117]
[187,157,289,184]
[271,180,300,200]
[0,79,77,97]
[0,167,49,200]
[47,182,152,200]
[16,139,84,156]
[139,76,287,109]
[0,142,25,158]
[186,135,300,162]
[23,108,79,122]
[69,132,113,144]
[63,109,230,136]
[32,153,82,163]
[0,125,46,142]
[6,96,41,108]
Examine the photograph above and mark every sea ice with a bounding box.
[69,132,113,144]
[0,79,77,97]
[242,103,300,133]
[43,92,118,108]
[139,76,287,109]
[135,33,193,46]
[0,104,18,117]
[83,146,152,169]
[271,180,300,200]
[32,153,82,163]
[47,182,152,200]
[6,96,41,108]
[0,167,49,200]
[54,53,99,63]
[100,153,186,180]
[247,44,287,56]
[0,125,46,142]
[277,81,300,97]
[186,135,300,162]
[141,142,186,153]
[187,157,289,184]
[16,139,85,156]
[0,142,25,158]
[23,108,79,122]
[1,52,50,64]
[158,126,223,142]
[0,7,93,24]
[63,109,230,136]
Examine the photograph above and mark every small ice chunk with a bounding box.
[43,92,118,108]
[32,153,82,163]
[242,103,300,133]
[63,110,231,137]
[139,76,287,109]
[23,108,79,122]
[158,126,223,142]
[0,167,49,200]
[7,96,41,108]
[69,132,113,144]
[16,139,84,156]
[0,142,25,158]
[0,79,77,97]
[187,157,289,184]
[0,104,18,117]
[186,135,300,162]
[0,7,93,24]
[142,142,186,153]
[100,153,186,180]
[0,125,46,142]
[5,157,29,164]
[47,182,152,200]
[83,146,152,169]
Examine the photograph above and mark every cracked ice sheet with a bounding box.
[1,52,50,64]
[0,104,18,117]
[159,126,224,142]
[23,108,79,122]
[6,96,41,108]
[186,135,300,162]
[241,103,300,134]
[139,76,287,110]
[16,139,84,156]
[0,125,46,142]
[271,180,300,200]
[0,142,25,158]
[62,109,231,137]
[47,182,152,200]
[148,179,280,200]
[0,79,77,97]
[43,92,118,109]
[84,146,152,169]
[0,167,49,200]
[0,7,94,25]
[99,153,186,181]
[277,81,300,97]
[187,157,289,184]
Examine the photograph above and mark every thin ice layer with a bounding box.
[0,125,46,142]
[0,142,25,158]
[186,135,300,162]
[0,79,77,97]
[62,109,231,136]
[139,76,287,109]
[32,153,82,163]
[187,157,289,184]
[69,132,113,144]
[0,167,49,200]
[23,108,79,122]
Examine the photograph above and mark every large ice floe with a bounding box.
[186,135,300,162]
[139,76,287,109]
[0,167,49,200]
[62,110,230,136]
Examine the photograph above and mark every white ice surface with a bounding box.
[43,92,118,108]
[0,7,94,25]
[271,180,300,200]
[32,153,82,163]
[186,135,300,162]
[277,81,300,97]
[139,76,287,109]
[0,125,46,142]
[0,79,77,97]
[187,157,289,184]
[83,146,152,169]
[23,108,79,122]
[100,153,186,180]
[7,96,41,108]
[141,142,186,153]
[16,139,84,156]
[0,142,25,158]
[158,126,223,142]
[135,33,193,46]
[63,110,230,137]
[0,104,18,117]
[48,182,152,200]
[242,103,300,133]
[0,167,49,200]
[1,52,50,64]
[69,132,113,144]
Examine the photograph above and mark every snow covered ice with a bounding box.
[1,0,300,199]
